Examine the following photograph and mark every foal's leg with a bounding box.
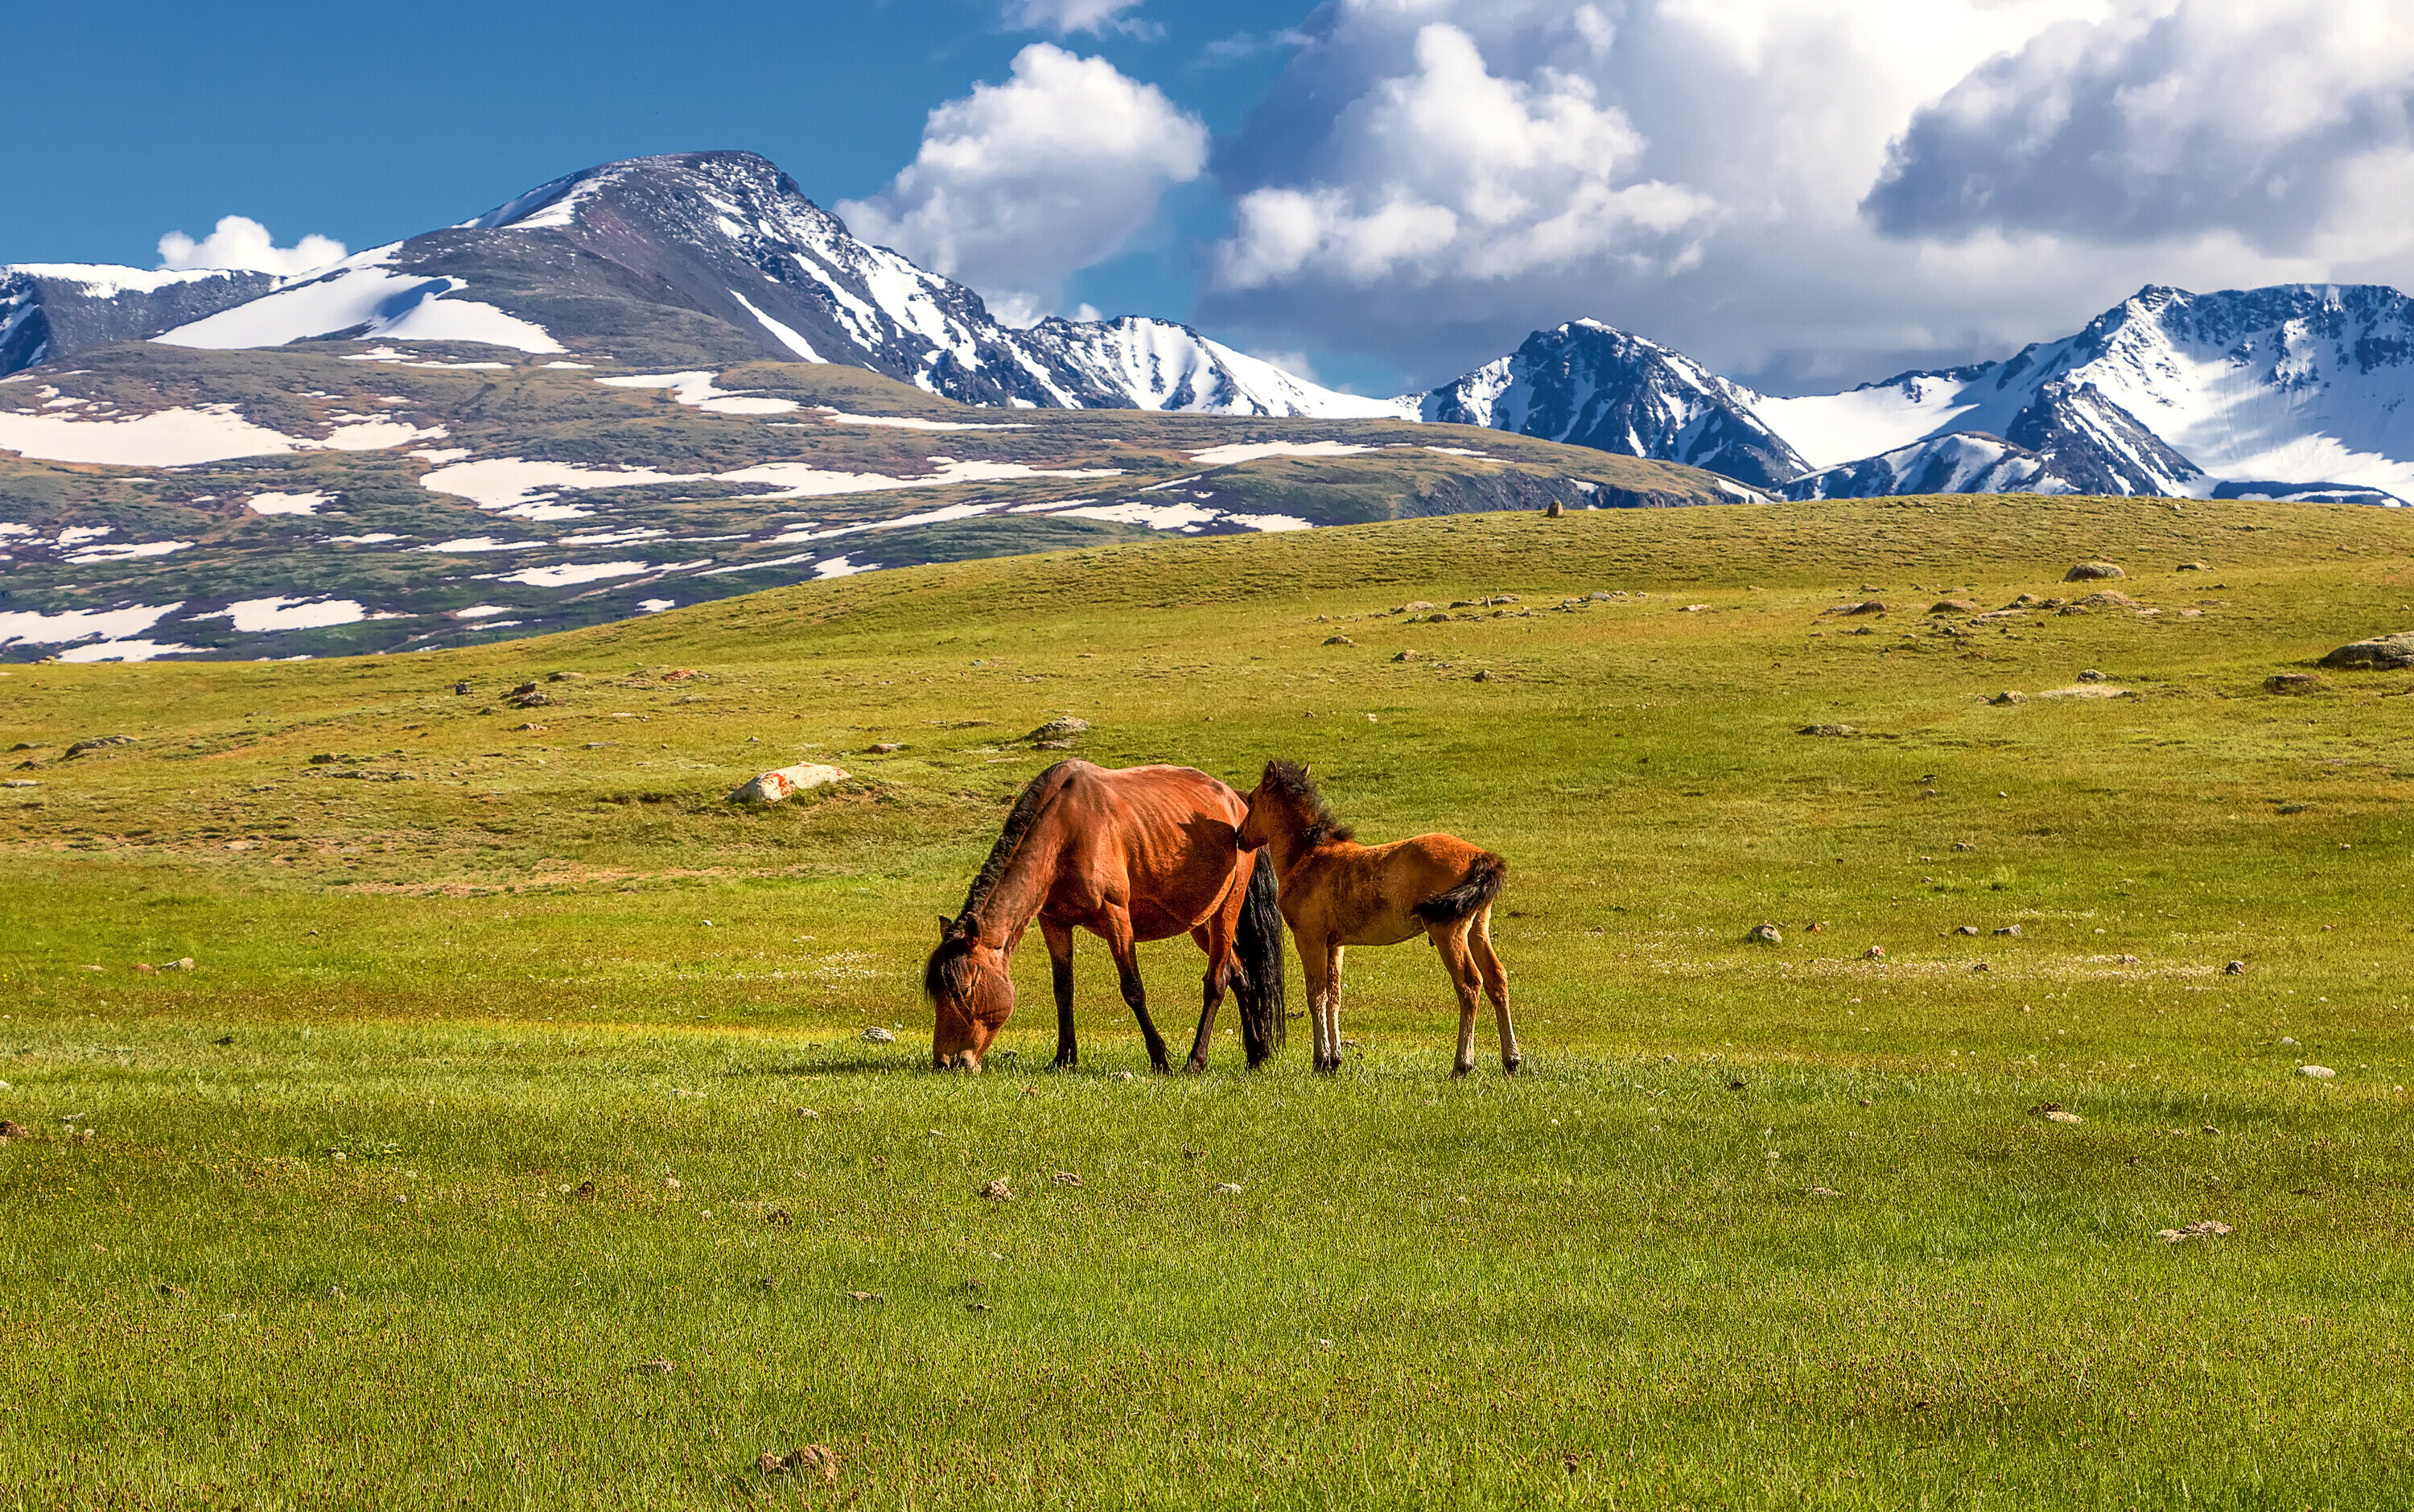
[1182,922,1230,1074]
[1432,923,1483,1078]
[1102,907,1172,1073]
[1471,906,1520,1073]
[1040,917,1078,1069]
[1318,941,1348,1073]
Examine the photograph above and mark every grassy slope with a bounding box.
[2,494,2413,1508]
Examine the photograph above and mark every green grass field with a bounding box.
[3,494,2412,1508]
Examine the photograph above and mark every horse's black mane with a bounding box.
[924,760,1076,999]
[1263,758,1353,847]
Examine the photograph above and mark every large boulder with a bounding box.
[2064,561,2125,581]
[2319,632,2414,670]
[728,763,847,804]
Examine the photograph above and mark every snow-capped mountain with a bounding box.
[1425,284,2414,504]
[1419,321,1807,490]
[0,265,274,374]
[8,151,1387,419]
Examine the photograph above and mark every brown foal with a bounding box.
[1238,760,1520,1077]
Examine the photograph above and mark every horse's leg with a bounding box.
[1183,923,1228,1073]
[1433,923,1482,1078]
[1041,917,1078,1069]
[1471,906,1520,1073]
[1299,941,1331,1073]
[1318,941,1347,1073]
[1102,908,1171,1073]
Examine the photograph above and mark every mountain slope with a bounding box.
[1,265,275,374]
[120,151,1390,420]
[1419,321,1807,490]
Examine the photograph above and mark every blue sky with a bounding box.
[14,2,2414,395]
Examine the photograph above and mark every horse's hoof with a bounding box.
[1180,1058,1209,1075]
[1452,1064,1472,1079]
[1503,1057,1522,1076]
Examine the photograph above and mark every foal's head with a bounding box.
[1239,759,1353,853]
[924,914,1013,1071]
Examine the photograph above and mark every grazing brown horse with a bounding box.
[1238,760,1519,1077]
[924,760,1284,1073]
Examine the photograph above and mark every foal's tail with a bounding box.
[1412,851,1507,924]
[1236,848,1287,1059]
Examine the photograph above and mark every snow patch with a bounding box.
[814,407,1032,431]
[155,249,563,354]
[0,601,183,649]
[247,490,331,517]
[1188,439,1374,466]
[595,371,800,415]
[66,540,193,564]
[729,290,826,362]
[56,640,204,663]
[196,596,369,632]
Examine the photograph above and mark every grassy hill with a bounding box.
[3,493,2412,1507]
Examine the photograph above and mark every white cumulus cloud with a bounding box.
[839,43,1208,325]
[1200,0,2414,397]
[158,216,346,277]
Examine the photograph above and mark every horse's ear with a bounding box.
[937,914,957,941]
[1301,763,1313,779]
[962,915,983,946]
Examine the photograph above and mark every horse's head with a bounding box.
[1242,760,1345,853]
[925,913,1012,1071]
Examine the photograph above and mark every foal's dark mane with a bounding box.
[1262,758,1353,847]
[924,760,1076,998]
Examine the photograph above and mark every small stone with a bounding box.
[1951,841,1975,851]
[661,669,699,682]
[842,1290,884,1303]
[1472,669,1493,682]
[1213,1183,1243,1195]
[861,1027,895,1044]
[1993,925,2021,937]
[978,1176,1015,1201]
[1929,599,1979,615]
[730,763,849,804]
[0,1120,25,1140]
[1111,1070,1137,1082]
[2298,1065,2336,1079]
[453,682,472,695]
[2177,561,2208,571]
[1323,635,1355,646]
[636,1359,674,1374]
[1797,723,1859,737]
[1988,690,2027,705]
[2043,1110,2084,1125]
[867,742,905,753]
[1806,1186,1844,1198]
[1748,923,1783,945]
[1398,601,1434,613]
[2264,672,2322,695]
[1392,649,1419,661]
[2155,1220,2234,1242]
[2064,561,2125,582]
[1953,925,1980,937]
[1024,716,1090,742]
[2223,960,2247,975]
[2078,669,2106,682]
[1053,1171,1083,1187]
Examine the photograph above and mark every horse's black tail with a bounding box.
[1236,848,1287,1062]
[1411,852,1507,924]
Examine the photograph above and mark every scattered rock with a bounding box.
[861,1027,896,1044]
[452,682,472,695]
[1323,635,1355,647]
[64,735,135,760]
[1988,690,2027,705]
[1929,599,1980,615]
[635,1359,674,1374]
[1747,923,1783,945]
[2264,673,2322,695]
[2077,590,2144,611]
[2224,960,2247,975]
[866,742,905,753]
[728,763,849,805]
[1392,649,1419,662]
[513,723,547,733]
[1110,1070,1138,1082]
[1993,925,2021,937]
[1472,669,1493,682]
[1806,1186,1844,1198]
[2319,631,2414,670]
[2065,561,2125,581]
[1797,723,1859,737]
[2042,1109,2085,1125]
[1825,600,1889,616]
[2177,561,2208,572]
[1861,946,1888,961]
[1053,1171,1083,1187]
[842,1290,884,1303]
[2156,1220,2234,1242]
[2,779,37,789]
[661,669,700,682]
[1951,841,1975,852]
[758,1444,841,1482]
[1397,601,1434,614]
[2298,1065,2336,1080]
[1024,716,1090,742]
[508,688,550,709]
[0,1120,25,1141]
[1952,925,1979,937]
[1213,1183,1243,1196]
[978,1176,1015,1201]
[2078,669,2106,682]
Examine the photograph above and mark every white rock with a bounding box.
[2298,1064,2336,1079]
[728,763,847,804]
[861,1027,896,1044]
